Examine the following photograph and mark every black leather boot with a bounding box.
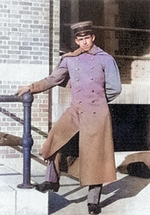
[88,203,101,214]
[34,181,60,193]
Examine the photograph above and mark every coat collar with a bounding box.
[62,45,109,59]
[87,45,108,56]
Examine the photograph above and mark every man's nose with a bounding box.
[83,39,87,44]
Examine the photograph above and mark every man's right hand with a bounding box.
[16,86,30,97]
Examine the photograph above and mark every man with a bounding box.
[17,20,122,214]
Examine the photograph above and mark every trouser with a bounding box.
[87,184,103,204]
[45,157,103,205]
[45,152,61,183]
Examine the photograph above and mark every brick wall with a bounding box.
[0,0,60,159]
[113,59,150,104]
[0,0,49,65]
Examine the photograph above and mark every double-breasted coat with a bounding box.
[38,45,122,186]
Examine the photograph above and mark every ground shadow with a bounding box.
[48,175,150,214]
[100,175,150,208]
[48,185,87,214]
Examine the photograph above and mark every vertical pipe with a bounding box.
[17,92,34,189]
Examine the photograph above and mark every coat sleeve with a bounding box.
[104,56,122,102]
[29,58,69,94]
[46,63,69,88]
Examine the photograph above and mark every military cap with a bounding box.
[71,20,93,37]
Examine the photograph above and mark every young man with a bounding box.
[18,21,121,214]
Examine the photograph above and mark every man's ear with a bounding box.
[75,38,79,46]
[92,35,95,42]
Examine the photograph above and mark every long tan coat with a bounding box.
[32,45,122,186]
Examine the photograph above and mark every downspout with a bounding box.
[48,0,54,131]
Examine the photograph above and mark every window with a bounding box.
[60,0,150,84]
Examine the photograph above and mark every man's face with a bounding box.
[75,34,95,52]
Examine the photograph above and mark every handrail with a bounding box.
[0,92,34,189]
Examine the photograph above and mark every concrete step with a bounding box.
[0,164,48,215]
[1,152,150,214]
[0,179,16,215]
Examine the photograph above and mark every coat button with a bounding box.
[91,77,94,80]
[78,101,82,104]
[91,90,94,92]
[75,68,79,71]
[76,89,80,93]
[93,111,96,114]
[90,66,93,69]
[76,78,79,81]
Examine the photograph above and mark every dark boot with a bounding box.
[88,203,101,214]
[34,181,60,193]
[35,154,60,193]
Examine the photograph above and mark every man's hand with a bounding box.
[16,86,30,97]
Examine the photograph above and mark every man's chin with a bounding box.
[82,48,90,52]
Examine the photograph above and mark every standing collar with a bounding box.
[87,45,106,55]
[62,45,108,59]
